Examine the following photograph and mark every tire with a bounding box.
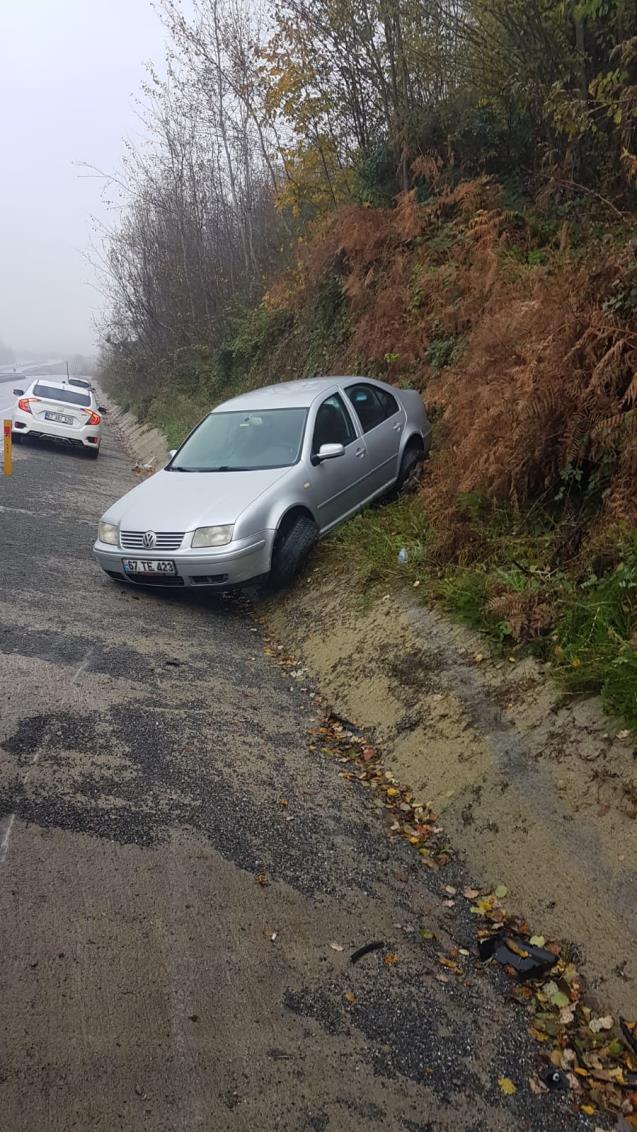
[269,514,318,589]
[86,447,100,460]
[396,442,424,494]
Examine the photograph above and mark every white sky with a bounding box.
[0,0,172,358]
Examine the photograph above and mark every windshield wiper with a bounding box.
[169,465,253,472]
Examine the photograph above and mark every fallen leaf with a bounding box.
[495,884,508,899]
[444,885,457,896]
[384,952,398,966]
[589,1015,614,1033]
[361,747,375,761]
[255,874,269,886]
[529,935,546,947]
[443,899,456,908]
[580,1105,595,1116]
[278,799,289,807]
[329,942,344,952]
[386,787,399,798]
[463,887,480,900]
[498,1077,517,1096]
[438,955,462,975]
[343,991,357,1006]
[549,989,570,1010]
[529,1076,549,1095]
[420,928,435,940]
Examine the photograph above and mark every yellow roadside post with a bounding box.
[3,419,12,475]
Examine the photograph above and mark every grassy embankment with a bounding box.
[104,180,637,728]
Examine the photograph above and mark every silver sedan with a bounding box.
[93,376,431,589]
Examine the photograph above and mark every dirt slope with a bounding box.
[266,573,637,1020]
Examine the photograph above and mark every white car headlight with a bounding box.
[98,520,119,546]
[192,525,234,548]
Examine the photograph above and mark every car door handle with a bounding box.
[354,447,366,458]
[393,422,402,431]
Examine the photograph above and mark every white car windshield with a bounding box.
[170,408,308,472]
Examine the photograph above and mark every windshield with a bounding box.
[33,383,91,407]
[170,408,308,472]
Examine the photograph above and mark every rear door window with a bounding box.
[345,383,394,433]
[375,388,400,418]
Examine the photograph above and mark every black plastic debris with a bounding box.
[620,1017,637,1056]
[541,1067,566,1091]
[350,940,385,964]
[478,933,557,980]
[328,713,365,738]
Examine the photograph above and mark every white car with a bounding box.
[11,377,105,459]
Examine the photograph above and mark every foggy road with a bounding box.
[0,418,588,1132]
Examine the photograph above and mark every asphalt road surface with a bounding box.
[0,415,592,1131]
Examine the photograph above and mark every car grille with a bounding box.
[120,531,185,551]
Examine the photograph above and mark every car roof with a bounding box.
[31,376,74,387]
[29,377,94,396]
[214,376,375,412]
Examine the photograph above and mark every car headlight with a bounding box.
[192,525,234,548]
[98,520,119,546]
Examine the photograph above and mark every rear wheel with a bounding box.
[269,514,318,589]
[86,446,100,460]
[396,441,424,494]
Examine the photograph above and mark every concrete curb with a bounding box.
[95,383,169,470]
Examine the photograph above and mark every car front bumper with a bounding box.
[93,532,275,588]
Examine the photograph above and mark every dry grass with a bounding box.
[272,179,637,542]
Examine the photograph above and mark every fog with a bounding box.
[0,0,171,361]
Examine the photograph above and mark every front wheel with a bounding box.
[269,514,318,590]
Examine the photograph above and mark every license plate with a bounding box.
[45,411,73,425]
[122,559,176,575]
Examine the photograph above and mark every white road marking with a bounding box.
[0,814,16,866]
[0,504,36,517]
[72,650,93,684]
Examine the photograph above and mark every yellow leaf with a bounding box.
[498,1077,517,1095]
[580,1105,595,1116]
[386,787,399,798]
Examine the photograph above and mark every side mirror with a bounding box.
[98,406,107,414]
[168,449,177,459]
[13,388,24,396]
[312,442,345,465]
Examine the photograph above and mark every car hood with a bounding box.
[105,466,290,531]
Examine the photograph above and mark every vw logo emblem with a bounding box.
[142,530,157,549]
